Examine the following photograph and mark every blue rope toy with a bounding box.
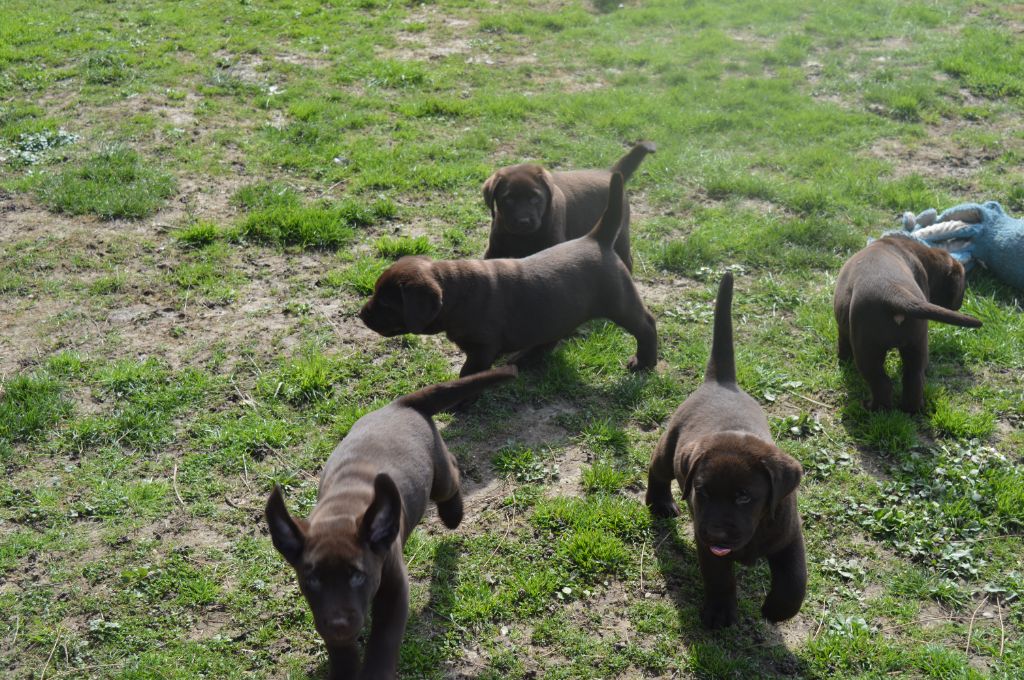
[897,201,1024,291]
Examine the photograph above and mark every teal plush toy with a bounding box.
[900,201,1024,290]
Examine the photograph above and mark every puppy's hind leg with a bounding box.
[762,534,807,623]
[854,344,893,411]
[607,288,658,372]
[898,328,928,414]
[837,324,853,362]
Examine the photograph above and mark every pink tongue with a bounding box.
[710,546,731,557]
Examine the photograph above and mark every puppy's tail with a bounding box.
[890,298,982,328]
[398,365,518,415]
[704,273,737,384]
[610,141,656,182]
[588,172,625,248]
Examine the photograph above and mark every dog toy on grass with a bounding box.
[899,201,1024,290]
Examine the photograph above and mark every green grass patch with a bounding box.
[36,148,176,219]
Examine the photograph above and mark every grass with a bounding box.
[36,148,176,219]
[1,0,1023,678]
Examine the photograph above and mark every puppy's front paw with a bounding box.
[627,355,654,373]
[645,497,680,518]
[700,601,738,629]
[437,493,464,530]
[863,398,892,412]
[761,598,800,624]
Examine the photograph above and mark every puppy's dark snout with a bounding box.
[320,612,359,641]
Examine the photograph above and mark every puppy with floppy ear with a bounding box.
[266,366,517,680]
[833,234,982,413]
[360,173,658,377]
[482,141,656,271]
[646,273,806,629]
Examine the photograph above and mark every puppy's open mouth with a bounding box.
[709,546,732,557]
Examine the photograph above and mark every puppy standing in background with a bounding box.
[360,174,658,377]
[646,273,806,629]
[265,366,517,680]
[482,141,656,271]
[834,234,982,413]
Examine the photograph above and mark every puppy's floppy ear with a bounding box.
[400,275,443,333]
[360,473,403,554]
[266,485,306,567]
[536,167,555,215]
[761,449,802,519]
[676,441,705,501]
[482,172,502,216]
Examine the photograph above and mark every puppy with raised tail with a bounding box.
[482,141,656,271]
[360,173,658,377]
[834,234,982,413]
[646,273,805,629]
[265,366,517,680]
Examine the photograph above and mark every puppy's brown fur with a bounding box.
[482,141,656,271]
[834,235,982,413]
[360,174,658,377]
[646,274,805,629]
[266,367,516,680]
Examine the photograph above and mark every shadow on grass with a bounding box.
[443,339,659,494]
[397,538,461,677]
[652,518,815,678]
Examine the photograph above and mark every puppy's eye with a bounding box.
[735,493,751,505]
[305,574,321,590]
[349,570,366,587]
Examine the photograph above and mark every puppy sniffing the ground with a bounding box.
[360,173,658,377]
[834,234,982,413]
[265,366,516,680]
[646,273,805,629]
[482,141,656,271]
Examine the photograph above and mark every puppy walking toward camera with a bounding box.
[482,141,656,270]
[265,366,516,680]
[360,173,658,377]
[645,273,805,629]
[834,234,982,413]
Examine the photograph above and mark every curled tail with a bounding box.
[704,273,736,384]
[891,299,982,328]
[397,365,518,415]
[588,172,625,248]
[610,141,656,182]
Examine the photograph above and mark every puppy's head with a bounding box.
[265,474,402,646]
[676,432,801,557]
[359,256,442,336]
[482,164,554,235]
[927,252,968,311]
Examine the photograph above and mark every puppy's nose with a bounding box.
[516,217,532,227]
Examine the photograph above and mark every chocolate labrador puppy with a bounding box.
[834,234,982,413]
[266,366,517,680]
[360,173,658,377]
[482,141,656,271]
[646,273,805,629]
